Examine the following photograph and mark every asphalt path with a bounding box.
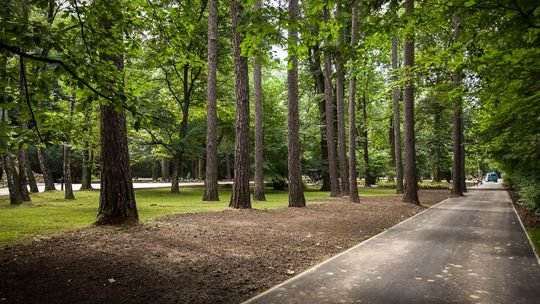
[245,182,540,303]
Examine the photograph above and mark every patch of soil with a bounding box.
[0,190,450,304]
[508,190,540,229]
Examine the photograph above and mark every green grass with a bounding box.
[0,186,395,247]
[527,228,540,254]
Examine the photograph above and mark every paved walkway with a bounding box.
[245,183,540,303]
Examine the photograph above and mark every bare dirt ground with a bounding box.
[0,190,450,304]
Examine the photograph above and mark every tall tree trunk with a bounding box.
[323,6,340,197]
[80,106,93,190]
[461,116,467,192]
[392,36,404,194]
[171,154,180,193]
[402,0,419,204]
[37,148,56,191]
[203,0,220,201]
[152,158,158,182]
[1,151,23,205]
[23,148,38,193]
[161,157,170,180]
[335,2,349,196]
[18,50,38,194]
[451,14,464,196]
[388,117,396,182]
[225,152,232,180]
[96,1,138,224]
[229,0,251,209]
[287,0,306,207]
[63,92,75,200]
[253,0,266,201]
[433,105,442,183]
[308,45,330,191]
[362,91,371,187]
[348,0,360,203]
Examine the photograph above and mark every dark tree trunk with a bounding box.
[392,36,404,194]
[253,0,266,201]
[323,6,340,197]
[402,0,419,204]
[388,117,396,182]
[203,0,220,201]
[451,14,464,196]
[37,147,56,191]
[171,154,180,193]
[287,0,306,207]
[18,56,38,194]
[225,152,232,180]
[23,148,38,193]
[152,159,158,181]
[348,0,360,203]
[161,157,170,180]
[308,44,330,191]
[433,105,442,183]
[362,91,371,187]
[96,3,138,224]
[63,92,75,200]
[80,106,93,190]
[335,2,349,196]
[461,118,467,192]
[229,0,251,209]
[2,152,23,205]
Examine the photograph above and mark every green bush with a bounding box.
[418,181,449,189]
[376,181,396,188]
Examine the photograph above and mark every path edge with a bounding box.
[505,190,540,266]
[242,196,454,304]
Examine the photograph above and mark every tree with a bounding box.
[348,0,360,203]
[402,0,419,204]
[252,0,266,201]
[287,0,306,207]
[63,91,75,200]
[96,0,138,224]
[229,0,251,209]
[323,5,340,197]
[451,14,464,196]
[203,0,220,201]
[335,1,349,196]
[391,36,404,194]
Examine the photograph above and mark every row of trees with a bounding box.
[0,0,538,222]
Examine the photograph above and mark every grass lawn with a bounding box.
[527,228,540,254]
[0,186,395,247]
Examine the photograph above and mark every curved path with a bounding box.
[245,183,540,303]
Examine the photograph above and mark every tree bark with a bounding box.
[96,3,138,224]
[225,152,232,180]
[287,0,306,207]
[348,0,360,203]
[392,36,404,194]
[323,7,340,197]
[23,148,38,193]
[203,0,220,201]
[433,104,442,183]
[229,0,251,209]
[152,158,158,181]
[362,91,371,187]
[252,0,266,202]
[451,14,464,196]
[335,2,349,196]
[63,92,75,200]
[37,147,56,191]
[161,157,170,180]
[388,117,396,182]
[308,44,330,191]
[80,106,94,190]
[402,0,419,204]
[171,154,180,193]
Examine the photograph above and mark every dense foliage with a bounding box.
[0,0,538,212]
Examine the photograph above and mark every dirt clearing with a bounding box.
[0,190,450,304]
